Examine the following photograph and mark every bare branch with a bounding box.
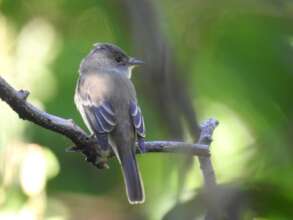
[196,119,220,220]
[198,119,218,187]
[0,76,212,169]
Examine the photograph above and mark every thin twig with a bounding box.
[197,119,218,187]
[196,119,220,220]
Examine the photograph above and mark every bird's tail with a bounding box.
[119,149,144,204]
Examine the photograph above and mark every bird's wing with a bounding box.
[81,99,116,151]
[83,100,116,133]
[76,73,116,150]
[130,101,145,138]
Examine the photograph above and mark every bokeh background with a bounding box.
[0,0,293,219]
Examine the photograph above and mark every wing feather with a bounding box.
[83,101,116,134]
[130,101,145,138]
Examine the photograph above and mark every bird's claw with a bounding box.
[95,156,110,169]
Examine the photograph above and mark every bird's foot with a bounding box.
[95,157,110,169]
[94,147,110,169]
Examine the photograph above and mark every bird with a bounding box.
[74,43,146,204]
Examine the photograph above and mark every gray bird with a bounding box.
[74,43,146,204]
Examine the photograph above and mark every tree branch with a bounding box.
[196,119,220,220]
[0,76,213,169]
[197,119,218,188]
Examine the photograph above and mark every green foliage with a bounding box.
[1,0,293,219]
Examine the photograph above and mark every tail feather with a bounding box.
[119,150,144,204]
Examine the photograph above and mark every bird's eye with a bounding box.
[115,56,123,63]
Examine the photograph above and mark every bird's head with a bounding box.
[80,43,143,78]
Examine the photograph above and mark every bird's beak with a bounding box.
[128,57,144,66]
